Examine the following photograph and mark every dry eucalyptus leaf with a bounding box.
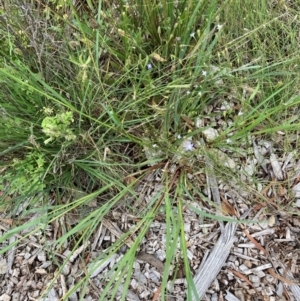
[221,197,236,216]
[136,253,164,274]
[277,183,286,196]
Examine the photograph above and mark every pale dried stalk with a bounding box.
[205,155,225,234]
[192,222,237,300]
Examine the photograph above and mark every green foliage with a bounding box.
[0,151,46,195]
[41,111,76,144]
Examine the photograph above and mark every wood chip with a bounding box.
[101,218,134,247]
[89,254,118,278]
[270,153,284,180]
[69,241,90,263]
[243,263,272,275]
[225,290,241,301]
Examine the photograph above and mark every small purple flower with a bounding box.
[146,63,152,70]
[182,140,194,151]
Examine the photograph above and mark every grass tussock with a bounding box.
[0,0,300,299]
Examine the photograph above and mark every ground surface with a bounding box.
[1,118,300,300]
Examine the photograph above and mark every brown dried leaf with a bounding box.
[228,268,257,289]
[89,18,99,29]
[181,115,194,126]
[152,286,161,301]
[123,175,137,186]
[253,203,265,211]
[221,196,237,216]
[242,229,267,255]
[136,253,164,273]
[0,218,13,226]
[277,183,286,196]
[267,268,294,285]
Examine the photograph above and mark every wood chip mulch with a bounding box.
[1,159,300,301]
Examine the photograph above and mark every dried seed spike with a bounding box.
[151,53,167,62]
